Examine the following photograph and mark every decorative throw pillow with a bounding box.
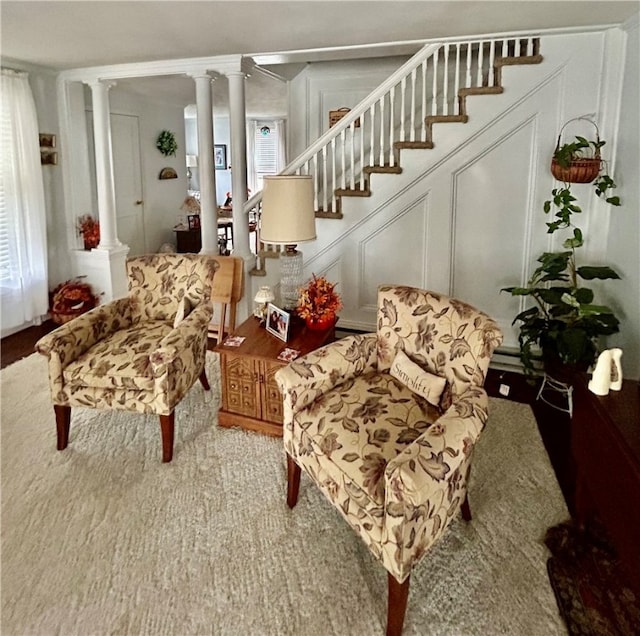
[390,349,446,407]
[173,297,192,328]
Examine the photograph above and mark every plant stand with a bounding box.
[536,373,574,417]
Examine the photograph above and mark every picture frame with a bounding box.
[265,303,290,342]
[39,133,56,148]
[187,214,201,230]
[40,150,58,165]
[214,144,227,170]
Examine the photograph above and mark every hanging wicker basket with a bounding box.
[550,118,602,184]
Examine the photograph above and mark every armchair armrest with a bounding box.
[275,333,378,418]
[384,385,490,508]
[35,297,133,363]
[149,301,213,372]
[35,298,133,403]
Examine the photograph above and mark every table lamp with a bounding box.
[254,286,275,323]
[260,175,316,310]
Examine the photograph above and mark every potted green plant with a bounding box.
[502,119,622,380]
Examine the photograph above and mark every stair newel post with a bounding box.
[390,85,397,163]
[432,47,439,115]
[400,77,406,142]
[369,104,375,166]
[322,144,328,212]
[331,138,338,207]
[359,116,365,183]
[443,43,450,115]
[488,39,496,87]
[477,39,484,87]
[340,128,346,190]
[379,95,385,166]
[420,61,427,141]
[410,68,417,141]
[465,42,473,89]
[454,44,462,116]
[349,122,356,191]
[312,154,319,211]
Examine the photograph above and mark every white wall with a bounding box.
[288,56,409,160]
[275,30,640,378]
[604,16,640,380]
[184,115,232,206]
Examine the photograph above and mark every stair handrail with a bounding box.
[243,41,442,215]
[244,32,539,217]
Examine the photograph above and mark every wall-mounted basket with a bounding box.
[550,118,602,183]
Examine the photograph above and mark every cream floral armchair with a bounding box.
[36,254,218,463]
[275,285,503,635]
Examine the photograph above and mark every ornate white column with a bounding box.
[226,70,251,260]
[83,79,128,302]
[88,80,121,250]
[192,73,218,254]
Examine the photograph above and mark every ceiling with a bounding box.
[1,1,638,114]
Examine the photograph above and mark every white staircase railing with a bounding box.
[244,33,540,258]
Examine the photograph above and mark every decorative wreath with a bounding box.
[156,130,178,157]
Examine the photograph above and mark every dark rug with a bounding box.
[545,520,640,636]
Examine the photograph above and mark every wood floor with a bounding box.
[1,320,576,511]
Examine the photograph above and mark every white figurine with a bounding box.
[588,349,612,396]
[609,348,623,391]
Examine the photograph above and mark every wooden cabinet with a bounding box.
[571,375,640,596]
[215,316,334,436]
[174,228,201,253]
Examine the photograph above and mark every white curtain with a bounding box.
[0,69,48,332]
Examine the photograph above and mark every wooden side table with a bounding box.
[214,316,335,436]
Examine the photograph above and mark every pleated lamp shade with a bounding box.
[260,176,316,245]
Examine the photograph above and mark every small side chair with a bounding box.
[36,254,218,462]
[275,285,503,634]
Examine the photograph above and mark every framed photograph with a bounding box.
[187,214,201,230]
[40,150,58,165]
[265,303,290,342]
[39,133,56,148]
[214,144,227,170]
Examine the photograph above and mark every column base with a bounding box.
[72,244,130,302]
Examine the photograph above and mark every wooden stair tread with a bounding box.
[315,210,344,219]
[496,54,544,66]
[394,141,434,150]
[459,86,504,96]
[364,165,403,174]
[334,188,370,197]
[426,114,469,124]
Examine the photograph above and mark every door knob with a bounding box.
[135,200,143,205]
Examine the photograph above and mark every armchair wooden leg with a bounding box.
[54,405,71,450]
[287,454,301,509]
[461,493,472,521]
[199,369,211,391]
[387,573,410,636]
[159,413,175,463]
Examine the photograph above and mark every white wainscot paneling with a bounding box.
[452,119,537,350]
[335,196,429,329]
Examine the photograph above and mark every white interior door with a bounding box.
[86,112,145,255]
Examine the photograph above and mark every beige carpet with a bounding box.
[1,352,568,635]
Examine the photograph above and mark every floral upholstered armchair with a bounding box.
[275,285,503,635]
[36,254,218,463]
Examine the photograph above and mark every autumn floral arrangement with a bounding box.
[50,277,100,324]
[77,214,100,250]
[297,274,343,328]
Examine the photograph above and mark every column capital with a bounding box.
[187,71,215,82]
[85,79,117,90]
